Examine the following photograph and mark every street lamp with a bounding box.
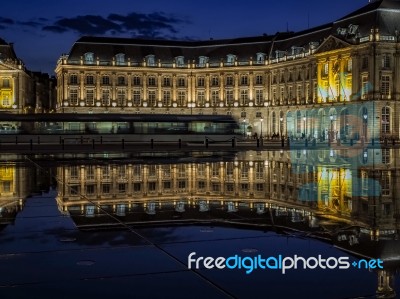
[242,118,246,138]
[329,114,334,144]
[260,117,264,138]
[363,113,368,141]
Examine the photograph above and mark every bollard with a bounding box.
[92,139,95,149]
[178,139,181,149]
[30,139,33,150]
[38,136,40,145]
[151,139,154,149]
[122,139,125,149]
[205,138,209,148]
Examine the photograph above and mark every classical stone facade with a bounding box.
[0,38,34,114]
[55,0,400,142]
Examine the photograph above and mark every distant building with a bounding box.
[0,38,34,113]
[56,0,400,142]
[28,71,57,113]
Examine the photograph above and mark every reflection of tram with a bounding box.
[0,113,241,141]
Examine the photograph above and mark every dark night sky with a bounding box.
[0,0,368,74]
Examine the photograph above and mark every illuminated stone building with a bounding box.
[56,0,400,142]
[0,38,34,114]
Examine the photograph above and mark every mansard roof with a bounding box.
[65,0,400,64]
[0,38,18,61]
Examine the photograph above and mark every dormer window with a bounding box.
[175,56,184,67]
[198,56,208,67]
[146,55,155,67]
[226,54,236,66]
[256,53,265,64]
[275,50,286,59]
[84,52,94,64]
[291,47,304,56]
[115,53,125,65]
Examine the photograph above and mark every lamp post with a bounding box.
[242,118,246,138]
[363,113,368,142]
[260,117,264,138]
[329,114,334,145]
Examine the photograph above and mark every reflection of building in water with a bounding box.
[56,149,400,298]
[56,149,400,226]
[0,164,33,230]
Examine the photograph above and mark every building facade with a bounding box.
[0,38,34,114]
[56,0,400,142]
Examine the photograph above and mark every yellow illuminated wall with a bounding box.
[317,166,352,213]
[0,76,13,109]
[317,56,352,103]
[0,166,14,194]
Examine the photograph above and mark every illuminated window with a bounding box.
[255,90,263,105]
[347,59,352,72]
[197,77,205,87]
[102,76,110,85]
[381,106,390,134]
[240,90,248,105]
[86,75,94,85]
[226,90,234,106]
[148,76,156,86]
[198,56,208,67]
[226,75,233,86]
[211,76,219,86]
[211,90,219,107]
[163,76,171,87]
[382,54,390,69]
[381,171,390,196]
[197,91,205,106]
[146,55,155,66]
[382,148,390,164]
[226,54,236,66]
[323,63,328,75]
[132,90,140,106]
[86,90,94,106]
[177,77,185,87]
[240,75,248,85]
[133,76,141,86]
[256,53,265,64]
[148,91,156,107]
[84,52,94,64]
[69,89,78,105]
[361,76,369,99]
[162,90,171,106]
[115,53,125,65]
[117,89,126,106]
[70,166,79,179]
[380,75,390,96]
[255,75,263,85]
[117,76,125,85]
[175,56,184,67]
[177,91,186,107]
[70,75,78,85]
[101,90,110,106]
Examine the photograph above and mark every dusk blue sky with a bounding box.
[0,0,368,74]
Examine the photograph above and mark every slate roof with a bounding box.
[65,0,400,64]
[0,38,18,61]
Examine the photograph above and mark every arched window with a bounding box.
[381,107,390,135]
[146,55,155,67]
[198,56,208,67]
[175,56,184,67]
